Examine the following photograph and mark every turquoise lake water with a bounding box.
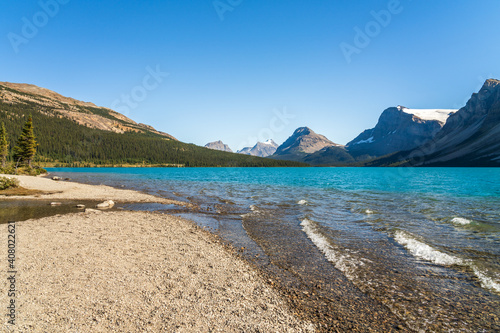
[47,167,500,331]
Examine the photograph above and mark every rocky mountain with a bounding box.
[346,106,456,159]
[410,79,500,166]
[0,82,176,140]
[237,139,278,157]
[272,127,340,162]
[205,140,233,153]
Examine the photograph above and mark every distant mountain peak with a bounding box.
[262,139,277,146]
[205,140,233,153]
[237,139,278,157]
[274,126,339,157]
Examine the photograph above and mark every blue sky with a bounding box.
[1,0,499,151]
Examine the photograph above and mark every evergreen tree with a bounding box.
[13,116,37,168]
[0,122,7,168]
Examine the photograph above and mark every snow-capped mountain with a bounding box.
[346,106,456,159]
[411,79,500,166]
[237,139,279,157]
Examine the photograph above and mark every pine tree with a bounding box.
[0,122,8,169]
[13,116,37,168]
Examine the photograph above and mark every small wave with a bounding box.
[297,200,307,205]
[301,219,362,280]
[394,232,500,295]
[451,217,472,225]
[394,231,463,266]
[240,205,262,218]
[472,266,500,294]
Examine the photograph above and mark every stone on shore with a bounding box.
[96,200,115,209]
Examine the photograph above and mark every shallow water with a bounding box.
[46,167,500,331]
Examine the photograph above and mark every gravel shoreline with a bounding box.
[0,174,189,207]
[0,175,314,332]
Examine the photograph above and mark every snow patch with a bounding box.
[353,136,374,145]
[397,106,457,123]
[263,139,274,145]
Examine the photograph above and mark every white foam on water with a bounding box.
[451,217,472,225]
[394,232,500,295]
[301,218,362,280]
[365,209,373,214]
[472,266,500,294]
[297,200,307,205]
[241,205,261,218]
[394,231,463,266]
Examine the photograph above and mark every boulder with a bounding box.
[52,176,61,181]
[96,200,115,209]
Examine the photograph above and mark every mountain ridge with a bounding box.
[0,81,177,140]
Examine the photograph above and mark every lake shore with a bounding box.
[0,175,314,332]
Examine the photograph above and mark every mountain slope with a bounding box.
[0,82,176,140]
[0,82,306,167]
[367,79,500,167]
[205,140,233,153]
[237,139,278,157]
[303,146,355,166]
[346,106,456,159]
[413,79,500,166]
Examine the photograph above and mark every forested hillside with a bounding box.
[0,84,305,167]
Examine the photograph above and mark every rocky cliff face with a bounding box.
[205,140,233,153]
[346,106,456,159]
[237,139,278,157]
[411,79,500,166]
[0,82,176,140]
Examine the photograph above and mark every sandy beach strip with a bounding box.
[0,174,189,207]
[0,176,315,332]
